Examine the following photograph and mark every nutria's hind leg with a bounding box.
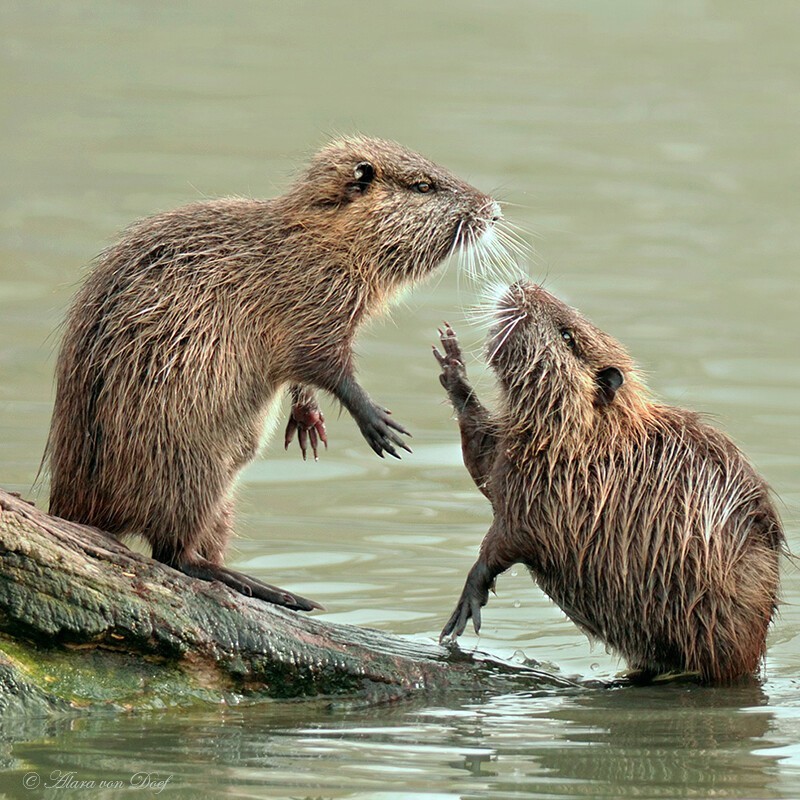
[177,557,323,612]
[153,501,323,612]
[196,497,235,566]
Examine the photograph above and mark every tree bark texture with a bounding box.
[0,489,580,714]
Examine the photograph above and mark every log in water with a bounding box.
[0,488,579,714]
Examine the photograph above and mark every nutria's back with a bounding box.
[438,282,783,683]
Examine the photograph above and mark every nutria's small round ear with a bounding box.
[353,162,374,184]
[595,366,624,406]
[344,161,375,199]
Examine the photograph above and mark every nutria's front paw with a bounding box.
[439,560,496,643]
[285,385,327,460]
[284,398,328,461]
[433,323,473,409]
[358,403,412,460]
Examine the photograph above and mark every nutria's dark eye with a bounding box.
[412,181,434,194]
[560,329,577,350]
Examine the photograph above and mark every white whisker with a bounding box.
[488,313,526,364]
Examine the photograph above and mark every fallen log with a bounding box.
[0,488,581,714]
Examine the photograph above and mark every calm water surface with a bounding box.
[1,1,799,798]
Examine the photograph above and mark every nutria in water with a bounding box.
[435,282,784,683]
[46,137,503,611]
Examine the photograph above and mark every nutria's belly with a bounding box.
[533,562,686,671]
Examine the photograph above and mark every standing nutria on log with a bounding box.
[434,282,784,684]
[46,136,504,612]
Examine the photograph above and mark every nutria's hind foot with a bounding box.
[285,386,328,461]
[624,669,703,686]
[439,560,496,644]
[178,557,324,612]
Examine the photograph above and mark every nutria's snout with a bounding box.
[455,198,503,250]
[449,194,531,283]
[476,199,503,241]
[486,280,536,365]
[495,279,542,310]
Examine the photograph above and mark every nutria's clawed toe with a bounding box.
[285,385,328,461]
[440,559,496,643]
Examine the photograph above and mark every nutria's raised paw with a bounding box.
[433,323,475,411]
[439,559,496,643]
[285,388,328,461]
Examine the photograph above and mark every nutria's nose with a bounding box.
[489,201,502,222]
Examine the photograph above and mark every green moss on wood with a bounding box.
[0,489,581,714]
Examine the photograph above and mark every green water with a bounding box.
[1,1,799,798]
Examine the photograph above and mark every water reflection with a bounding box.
[2,685,786,799]
[508,686,778,797]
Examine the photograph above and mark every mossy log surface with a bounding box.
[0,488,581,714]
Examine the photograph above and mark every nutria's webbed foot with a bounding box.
[433,323,474,413]
[439,560,496,643]
[285,385,328,460]
[178,557,323,612]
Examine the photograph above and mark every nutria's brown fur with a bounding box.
[46,136,501,610]
[435,282,784,684]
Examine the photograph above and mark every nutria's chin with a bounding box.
[46,135,501,612]
[436,282,784,685]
